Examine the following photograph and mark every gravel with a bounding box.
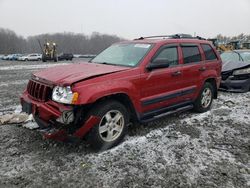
[0,59,249,188]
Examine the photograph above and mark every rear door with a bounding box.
[201,43,220,86]
[140,44,184,113]
[178,43,204,101]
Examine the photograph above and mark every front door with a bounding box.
[140,44,184,114]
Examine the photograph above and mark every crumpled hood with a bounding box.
[222,60,250,72]
[33,62,130,86]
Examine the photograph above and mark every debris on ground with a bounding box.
[0,113,29,125]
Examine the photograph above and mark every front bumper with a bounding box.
[21,91,71,124]
[220,76,250,92]
[20,91,100,141]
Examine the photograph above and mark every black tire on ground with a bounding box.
[194,82,214,113]
[42,59,46,62]
[86,100,129,151]
[38,58,41,61]
[25,59,28,61]
[54,58,58,62]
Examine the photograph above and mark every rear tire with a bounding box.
[86,100,129,151]
[194,82,214,113]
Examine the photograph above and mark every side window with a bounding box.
[201,44,217,60]
[153,47,178,66]
[181,45,201,64]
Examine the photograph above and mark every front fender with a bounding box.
[73,79,141,112]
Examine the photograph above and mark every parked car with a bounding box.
[19,54,42,61]
[58,53,73,61]
[21,34,222,150]
[2,55,9,60]
[17,54,26,61]
[220,50,250,92]
[5,54,15,60]
[9,54,22,61]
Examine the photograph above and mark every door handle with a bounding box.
[171,71,182,76]
[199,66,206,71]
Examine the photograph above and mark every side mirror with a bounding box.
[146,59,170,71]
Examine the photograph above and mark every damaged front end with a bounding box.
[220,61,250,92]
[20,79,100,142]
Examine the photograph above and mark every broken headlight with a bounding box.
[233,67,250,76]
[52,86,78,104]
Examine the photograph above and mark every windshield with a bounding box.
[240,52,250,61]
[220,51,241,62]
[91,43,152,67]
[221,51,250,62]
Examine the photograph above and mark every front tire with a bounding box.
[194,82,214,113]
[86,100,129,151]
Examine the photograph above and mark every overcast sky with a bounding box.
[0,0,249,39]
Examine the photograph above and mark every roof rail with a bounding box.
[134,34,206,40]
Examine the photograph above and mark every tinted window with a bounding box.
[182,46,201,64]
[154,47,178,66]
[201,44,217,60]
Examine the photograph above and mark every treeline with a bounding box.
[0,28,123,54]
[216,33,250,43]
[1,28,250,54]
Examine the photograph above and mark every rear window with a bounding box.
[181,45,201,64]
[201,44,217,60]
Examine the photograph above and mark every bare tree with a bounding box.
[1,27,249,54]
[0,28,123,54]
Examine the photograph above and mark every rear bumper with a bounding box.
[20,91,100,141]
[220,76,250,92]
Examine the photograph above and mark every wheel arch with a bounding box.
[91,93,139,123]
[204,78,217,99]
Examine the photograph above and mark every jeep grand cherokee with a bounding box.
[21,34,222,150]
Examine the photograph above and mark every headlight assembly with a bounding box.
[233,67,250,76]
[52,86,78,104]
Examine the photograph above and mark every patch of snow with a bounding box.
[14,105,22,114]
[22,121,39,130]
[0,63,70,71]
[0,80,28,87]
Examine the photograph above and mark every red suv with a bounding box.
[21,34,222,150]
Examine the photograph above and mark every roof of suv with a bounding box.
[124,34,213,46]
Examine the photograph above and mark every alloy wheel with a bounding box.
[98,110,124,142]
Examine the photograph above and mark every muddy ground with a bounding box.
[0,59,249,188]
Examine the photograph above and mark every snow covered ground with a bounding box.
[0,60,249,187]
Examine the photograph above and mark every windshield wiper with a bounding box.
[100,62,113,65]
[94,62,117,66]
[232,51,244,61]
